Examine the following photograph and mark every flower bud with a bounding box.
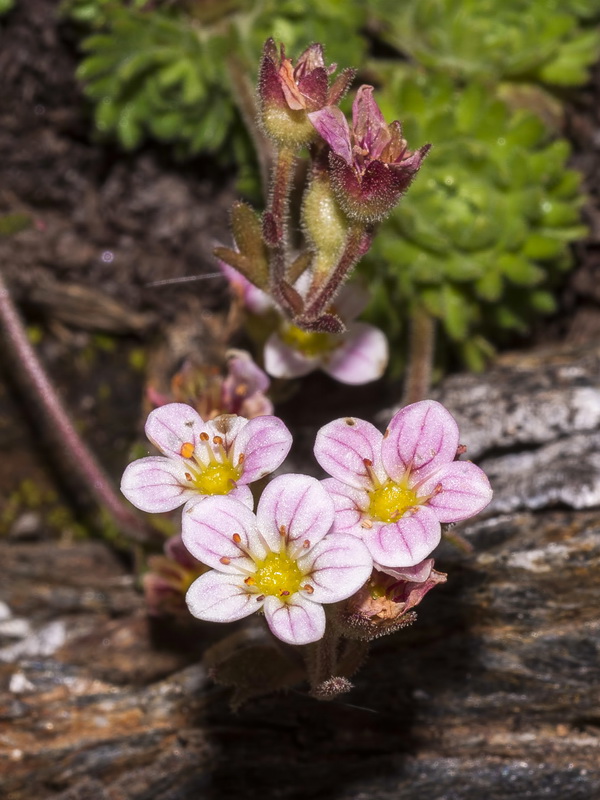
[258,38,352,147]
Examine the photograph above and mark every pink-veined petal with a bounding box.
[314,417,385,490]
[331,281,370,322]
[263,594,326,645]
[186,571,259,623]
[181,496,263,574]
[381,400,460,483]
[232,415,293,484]
[264,333,320,379]
[376,558,434,583]
[363,505,441,568]
[145,403,208,459]
[206,414,248,453]
[321,478,369,535]
[121,456,195,513]
[256,474,334,553]
[324,322,388,385]
[352,85,390,160]
[416,460,493,523]
[298,533,372,604]
[308,106,352,164]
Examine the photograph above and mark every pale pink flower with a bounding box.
[182,474,373,645]
[121,403,292,514]
[314,400,492,568]
[264,282,388,384]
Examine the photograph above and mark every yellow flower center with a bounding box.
[191,461,242,495]
[180,435,243,496]
[368,480,419,524]
[253,551,304,600]
[280,325,335,358]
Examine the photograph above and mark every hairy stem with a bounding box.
[266,146,296,299]
[402,305,436,405]
[303,222,372,322]
[0,271,162,547]
[305,623,340,691]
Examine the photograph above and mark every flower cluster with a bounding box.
[122,399,491,646]
[216,39,429,338]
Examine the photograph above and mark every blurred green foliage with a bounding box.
[64,0,600,370]
[375,0,600,86]
[362,71,587,372]
[67,0,368,155]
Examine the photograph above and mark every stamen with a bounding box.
[200,432,210,442]
[256,594,265,602]
[362,457,381,489]
[361,519,373,529]
[235,383,248,397]
[383,428,390,439]
[220,556,231,565]
[180,442,195,459]
[303,584,314,594]
[302,539,310,549]
[213,435,223,446]
[232,533,241,544]
[344,418,356,426]
[280,590,290,597]
[244,576,255,586]
[184,472,193,482]
[238,453,245,465]
[456,444,467,457]
[279,524,287,536]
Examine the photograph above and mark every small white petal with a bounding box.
[182,496,264,573]
[263,595,326,645]
[186,571,259,622]
[145,403,208,458]
[299,533,372,603]
[120,456,194,513]
[256,474,334,552]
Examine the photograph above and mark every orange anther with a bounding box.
[280,590,290,597]
[232,533,241,544]
[184,472,193,482]
[303,539,310,549]
[244,576,255,586]
[200,432,209,442]
[220,556,231,565]
[213,435,224,446]
[303,584,314,595]
[180,442,195,459]
[363,458,373,467]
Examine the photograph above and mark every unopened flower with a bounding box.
[121,403,292,513]
[264,282,388,384]
[309,85,430,222]
[148,351,273,421]
[348,559,446,622]
[182,474,373,645]
[143,534,206,616]
[259,39,354,146]
[314,400,492,567]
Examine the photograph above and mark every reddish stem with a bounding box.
[0,271,162,547]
